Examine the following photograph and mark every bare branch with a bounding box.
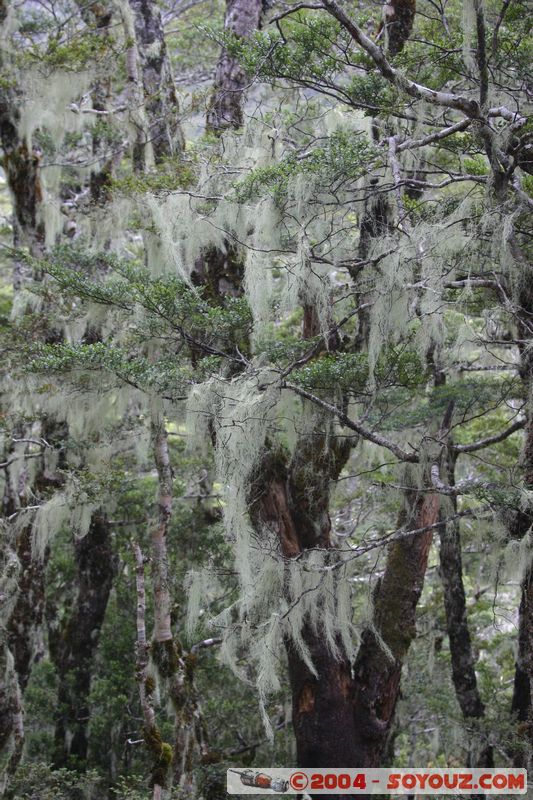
[284,381,419,462]
[453,418,525,454]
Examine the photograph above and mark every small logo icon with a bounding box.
[290,772,309,790]
[229,769,290,793]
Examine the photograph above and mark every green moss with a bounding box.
[111,159,196,195]
[151,638,181,679]
[143,725,172,787]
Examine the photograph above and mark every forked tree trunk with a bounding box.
[349,490,439,769]
[287,494,438,782]
[252,439,438,786]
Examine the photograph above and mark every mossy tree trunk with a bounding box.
[150,414,174,644]
[128,0,184,166]
[511,567,533,768]
[50,513,115,767]
[349,488,439,770]
[206,0,263,134]
[0,13,51,776]
[511,276,533,767]
[147,416,208,793]
[250,440,439,785]
[74,2,116,207]
[438,448,492,767]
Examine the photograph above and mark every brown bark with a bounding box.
[286,624,359,769]
[7,526,47,693]
[0,81,45,261]
[206,0,263,133]
[50,512,115,767]
[251,438,438,785]
[191,242,245,304]
[350,489,439,769]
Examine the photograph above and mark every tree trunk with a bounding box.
[73,2,116,207]
[286,625,358,769]
[206,0,263,133]
[50,513,115,767]
[128,0,184,164]
[349,489,438,769]
[0,81,45,260]
[0,23,49,773]
[251,435,438,781]
[150,414,174,643]
[7,526,47,693]
[438,449,492,767]
[511,566,533,767]
[147,414,208,792]
[509,257,533,764]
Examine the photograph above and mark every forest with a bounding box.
[0,0,531,797]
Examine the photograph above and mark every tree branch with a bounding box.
[284,381,419,462]
[320,0,480,115]
[453,418,525,454]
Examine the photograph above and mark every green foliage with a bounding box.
[111,159,197,195]
[27,342,193,399]
[346,73,397,113]
[26,31,111,70]
[463,154,490,176]
[5,763,103,800]
[222,13,344,84]
[234,131,379,201]
[289,346,426,395]
[23,247,253,358]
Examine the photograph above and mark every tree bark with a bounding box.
[73,2,116,207]
[7,526,47,693]
[132,542,169,799]
[147,414,208,792]
[150,414,174,643]
[128,0,184,164]
[349,489,439,769]
[251,440,439,788]
[510,252,533,764]
[0,73,45,260]
[50,512,115,767]
[0,15,51,770]
[438,449,492,767]
[206,0,263,133]
[511,566,533,767]
[378,0,416,56]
